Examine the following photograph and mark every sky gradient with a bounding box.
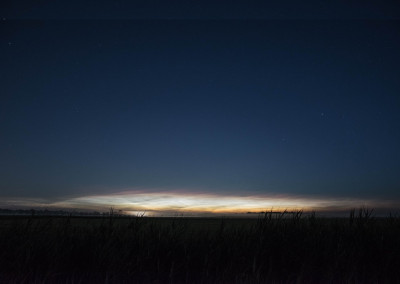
[1,2,400,215]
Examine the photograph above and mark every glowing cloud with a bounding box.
[51,191,400,216]
[1,190,398,216]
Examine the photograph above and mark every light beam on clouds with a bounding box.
[51,191,399,216]
[1,190,398,216]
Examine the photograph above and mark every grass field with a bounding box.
[1,209,399,283]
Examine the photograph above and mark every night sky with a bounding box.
[1,1,400,215]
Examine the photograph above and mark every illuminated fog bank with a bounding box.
[1,191,398,216]
[37,191,400,216]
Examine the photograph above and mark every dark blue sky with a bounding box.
[1,2,400,210]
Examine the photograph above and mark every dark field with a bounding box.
[1,210,400,283]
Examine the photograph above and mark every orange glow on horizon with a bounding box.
[2,190,395,216]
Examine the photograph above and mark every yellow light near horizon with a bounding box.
[43,191,394,216]
[2,190,396,216]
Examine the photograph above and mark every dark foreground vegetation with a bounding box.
[1,209,400,283]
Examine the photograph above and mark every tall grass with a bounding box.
[0,209,399,283]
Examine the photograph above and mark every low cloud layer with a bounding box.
[1,190,399,216]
